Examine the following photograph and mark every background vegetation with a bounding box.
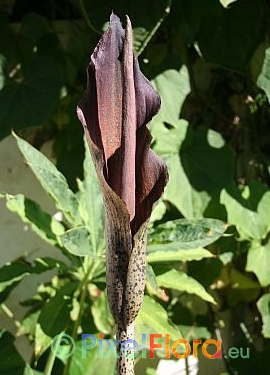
[1,0,270,374]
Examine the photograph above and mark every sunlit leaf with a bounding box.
[13,133,81,226]
[257,293,270,338]
[156,269,216,304]
[149,218,226,249]
[77,136,105,254]
[36,282,78,357]
[136,295,183,348]
[147,248,213,263]
[0,57,62,139]
[246,241,270,286]
[257,47,270,104]
[2,193,64,246]
[221,182,270,240]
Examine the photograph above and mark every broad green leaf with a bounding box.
[0,57,62,139]
[13,133,81,225]
[151,67,190,127]
[19,310,40,338]
[165,152,210,219]
[151,120,234,218]
[2,193,64,246]
[59,227,92,256]
[257,47,270,104]
[149,218,226,250]
[150,120,208,218]
[68,339,116,375]
[90,291,114,334]
[198,0,267,69]
[180,128,235,193]
[246,241,270,286]
[179,325,211,342]
[77,136,105,254]
[36,282,78,357]
[0,331,26,375]
[19,13,49,44]
[221,182,270,240]
[257,293,270,338]
[136,296,183,353]
[156,269,216,304]
[147,248,213,263]
[225,267,260,306]
[0,259,55,303]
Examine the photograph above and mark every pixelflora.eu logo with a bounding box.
[51,333,76,359]
[50,333,250,360]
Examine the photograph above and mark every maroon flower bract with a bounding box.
[77,13,168,374]
[77,13,168,235]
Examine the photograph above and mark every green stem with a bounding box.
[137,0,172,56]
[44,343,58,375]
[63,259,94,375]
[78,0,102,35]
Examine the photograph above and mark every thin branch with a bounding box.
[137,0,172,56]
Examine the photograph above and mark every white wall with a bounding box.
[0,135,62,360]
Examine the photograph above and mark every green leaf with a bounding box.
[0,259,55,303]
[0,57,62,139]
[149,218,226,250]
[246,241,270,286]
[90,291,114,334]
[19,12,49,44]
[221,182,270,240]
[257,47,270,104]
[151,68,190,127]
[171,0,217,44]
[136,296,183,353]
[151,121,234,219]
[77,136,105,254]
[13,133,81,225]
[0,331,26,375]
[165,152,211,219]
[147,248,213,263]
[2,193,64,246]
[180,128,235,193]
[59,227,92,256]
[198,0,267,69]
[179,325,211,342]
[36,282,78,357]
[257,293,270,338]
[156,269,216,304]
[69,339,116,375]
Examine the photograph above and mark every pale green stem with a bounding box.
[78,0,102,35]
[44,339,59,375]
[137,0,172,56]
[63,258,94,375]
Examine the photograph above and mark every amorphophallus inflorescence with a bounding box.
[77,13,168,375]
